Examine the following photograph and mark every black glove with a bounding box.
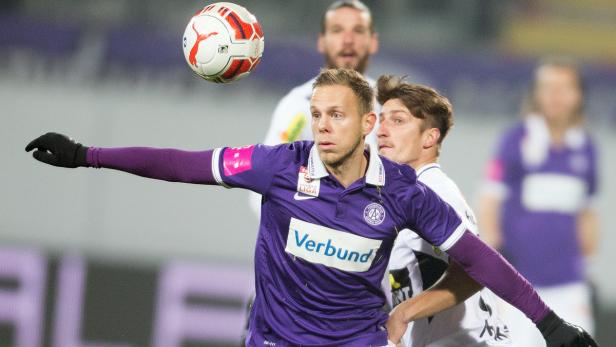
[25,132,89,168]
[538,310,598,347]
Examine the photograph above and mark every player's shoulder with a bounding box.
[417,165,467,208]
[503,120,527,142]
[380,155,418,190]
[416,164,480,234]
[416,164,460,191]
[259,140,313,164]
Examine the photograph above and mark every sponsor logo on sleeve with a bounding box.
[285,218,382,272]
[223,145,254,176]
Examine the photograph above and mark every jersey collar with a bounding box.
[307,143,386,186]
[415,162,440,178]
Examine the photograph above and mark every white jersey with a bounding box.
[388,163,512,347]
[250,77,379,215]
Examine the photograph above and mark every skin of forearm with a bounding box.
[578,209,599,257]
[399,261,483,322]
[478,195,503,250]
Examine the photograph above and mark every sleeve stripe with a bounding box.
[212,148,230,188]
[439,222,467,251]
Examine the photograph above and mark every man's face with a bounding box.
[318,7,378,73]
[310,84,373,167]
[534,66,583,123]
[377,99,426,167]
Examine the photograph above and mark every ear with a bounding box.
[369,32,379,55]
[423,128,441,149]
[317,34,325,54]
[363,111,377,136]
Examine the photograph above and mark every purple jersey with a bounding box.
[485,116,598,287]
[212,141,465,346]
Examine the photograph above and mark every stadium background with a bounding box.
[1,0,615,346]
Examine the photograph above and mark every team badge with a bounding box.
[363,203,385,225]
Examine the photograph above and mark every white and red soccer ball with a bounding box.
[182,2,264,83]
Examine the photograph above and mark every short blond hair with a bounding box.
[313,68,374,116]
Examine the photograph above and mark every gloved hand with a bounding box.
[25,132,89,168]
[538,310,598,347]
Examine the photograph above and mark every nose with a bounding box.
[342,31,354,46]
[316,115,331,133]
[377,120,388,138]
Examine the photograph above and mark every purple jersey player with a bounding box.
[479,58,599,346]
[26,69,596,347]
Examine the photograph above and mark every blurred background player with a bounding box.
[377,75,511,347]
[478,58,599,347]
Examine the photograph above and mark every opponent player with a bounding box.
[376,75,511,346]
[26,69,595,347]
[478,58,599,346]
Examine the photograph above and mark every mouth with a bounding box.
[338,51,357,62]
[378,144,392,151]
[318,141,336,150]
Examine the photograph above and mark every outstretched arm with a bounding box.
[26,132,284,195]
[446,231,597,347]
[26,132,217,184]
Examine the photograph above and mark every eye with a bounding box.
[332,112,343,119]
[393,117,403,124]
[312,112,321,119]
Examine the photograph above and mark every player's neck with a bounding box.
[545,114,580,146]
[325,146,368,188]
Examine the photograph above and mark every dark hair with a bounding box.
[524,56,586,116]
[320,0,374,34]
[314,68,374,116]
[377,75,453,144]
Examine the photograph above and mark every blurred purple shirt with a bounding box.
[485,116,598,287]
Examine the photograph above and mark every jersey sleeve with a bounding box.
[587,138,599,198]
[403,182,467,251]
[584,136,599,208]
[212,144,286,195]
[263,92,310,145]
[482,126,522,199]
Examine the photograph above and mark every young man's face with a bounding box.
[318,7,378,74]
[377,98,426,167]
[534,66,583,123]
[310,84,374,167]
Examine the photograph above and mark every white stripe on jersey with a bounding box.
[212,148,229,188]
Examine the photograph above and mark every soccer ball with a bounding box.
[182,2,264,83]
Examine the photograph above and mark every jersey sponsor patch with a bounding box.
[389,267,412,307]
[280,113,306,142]
[285,218,382,272]
[223,145,254,176]
[297,166,320,197]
